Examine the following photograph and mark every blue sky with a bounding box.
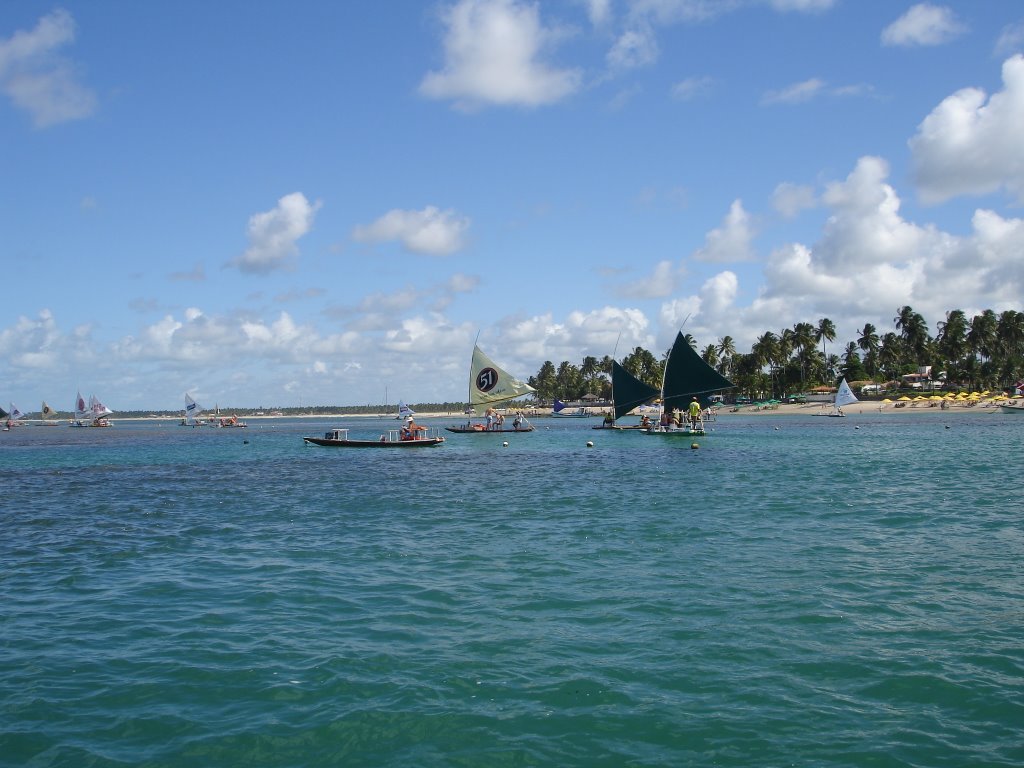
[3,1,1024,410]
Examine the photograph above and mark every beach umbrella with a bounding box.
[929,395,943,401]
[881,398,893,403]
[898,396,911,401]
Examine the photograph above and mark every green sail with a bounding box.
[612,360,660,421]
[660,332,735,414]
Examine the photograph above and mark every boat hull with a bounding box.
[445,426,534,434]
[304,436,445,447]
[998,404,1024,413]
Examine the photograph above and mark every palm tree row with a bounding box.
[525,306,1024,402]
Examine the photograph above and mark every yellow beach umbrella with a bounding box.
[898,396,912,401]
[882,398,893,403]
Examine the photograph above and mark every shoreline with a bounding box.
[51,399,1018,423]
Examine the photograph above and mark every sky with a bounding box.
[2,0,1024,411]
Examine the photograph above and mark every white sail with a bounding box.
[185,393,204,425]
[468,344,535,414]
[835,378,859,408]
[74,390,87,419]
[397,400,415,419]
[89,394,113,418]
[9,403,23,421]
[41,401,57,420]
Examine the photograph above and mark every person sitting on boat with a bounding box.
[640,414,651,428]
[513,412,524,430]
[688,397,702,428]
[603,412,614,426]
[406,417,427,439]
[400,426,412,440]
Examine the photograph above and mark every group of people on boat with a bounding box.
[468,408,527,431]
[649,397,705,430]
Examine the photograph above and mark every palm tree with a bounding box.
[717,336,736,379]
[791,322,816,389]
[856,323,880,374]
[752,332,780,397]
[815,318,836,372]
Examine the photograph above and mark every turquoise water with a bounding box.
[3,412,1023,767]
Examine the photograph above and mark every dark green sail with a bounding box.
[612,360,660,421]
[661,332,734,414]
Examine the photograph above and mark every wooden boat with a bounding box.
[447,340,536,434]
[304,427,445,448]
[998,403,1024,414]
[445,423,534,434]
[643,331,733,437]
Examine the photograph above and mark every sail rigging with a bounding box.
[185,393,204,425]
[467,343,535,414]
[660,331,734,415]
[834,379,858,408]
[611,361,660,421]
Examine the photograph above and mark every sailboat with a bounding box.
[593,360,661,430]
[39,401,60,426]
[446,342,536,433]
[70,390,88,427]
[828,378,858,417]
[551,399,590,417]
[182,393,206,426]
[645,331,734,436]
[5,403,24,429]
[397,400,415,420]
[87,394,114,427]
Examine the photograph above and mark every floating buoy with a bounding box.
[691,442,699,449]
[586,441,593,448]
[243,440,249,444]
[503,441,509,447]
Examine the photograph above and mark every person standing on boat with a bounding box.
[688,397,702,428]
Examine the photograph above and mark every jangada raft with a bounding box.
[643,331,734,437]
[304,427,445,448]
[446,341,536,434]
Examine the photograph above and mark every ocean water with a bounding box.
[2,411,1023,767]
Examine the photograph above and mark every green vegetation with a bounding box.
[526,306,1024,401]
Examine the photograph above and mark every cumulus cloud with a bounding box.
[995,21,1024,57]
[694,200,756,262]
[617,260,682,299]
[910,55,1024,204]
[231,192,321,274]
[0,9,97,127]
[881,3,965,47]
[352,206,469,256]
[420,0,582,109]
[772,182,817,218]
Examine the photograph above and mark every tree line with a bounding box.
[526,306,1024,402]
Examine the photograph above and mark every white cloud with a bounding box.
[772,182,817,218]
[420,0,582,109]
[583,0,612,26]
[352,206,470,256]
[0,9,97,127]
[618,260,683,299]
[762,78,826,105]
[694,199,756,262]
[995,21,1024,57]
[607,24,659,71]
[231,192,321,274]
[670,75,713,101]
[910,55,1024,204]
[881,3,965,47]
